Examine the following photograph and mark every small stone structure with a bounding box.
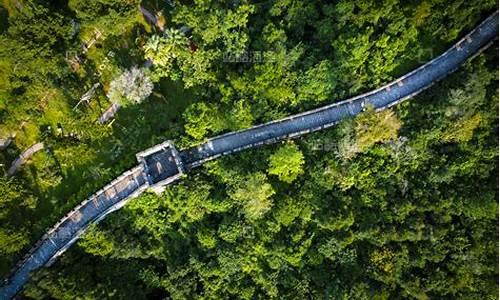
[136,140,184,194]
[8,142,44,175]
[73,83,101,111]
[98,103,120,124]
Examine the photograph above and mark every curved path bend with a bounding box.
[1,11,498,300]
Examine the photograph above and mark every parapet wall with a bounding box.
[1,165,149,299]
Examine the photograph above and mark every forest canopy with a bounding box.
[0,0,498,299]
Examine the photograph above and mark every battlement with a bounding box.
[136,140,184,193]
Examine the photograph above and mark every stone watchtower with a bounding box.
[136,140,185,193]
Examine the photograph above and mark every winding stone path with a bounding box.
[1,11,498,300]
[7,143,45,175]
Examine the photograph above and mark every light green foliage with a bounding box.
[355,107,402,151]
[225,100,254,131]
[228,40,304,110]
[318,238,356,265]
[325,0,420,94]
[68,0,140,37]
[0,1,72,145]
[337,107,401,159]
[145,28,220,87]
[273,197,303,226]
[183,102,225,140]
[144,30,189,81]
[268,142,305,183]
[443,113,482,143]
[196,229,217,249]
[146,1,256,88]
[0,228,28,255]
[229,172,275,220]
[297,60,336,105]
[439,70,495,143]
[173,1,255,55]
[78,225,114,256]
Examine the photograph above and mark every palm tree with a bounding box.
[164,28,188,48]
[144,35,161,56]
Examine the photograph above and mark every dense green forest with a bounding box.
[0,0,498,299]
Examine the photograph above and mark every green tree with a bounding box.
[229,172,275,220]
[78,224,114,256]
[355,107,401,151]
[0,177,35,257]
[268,142,305,183]
[144,29,189,82]
[182,102,226,141]
[338,106,402,159]
[68,0,140,37]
